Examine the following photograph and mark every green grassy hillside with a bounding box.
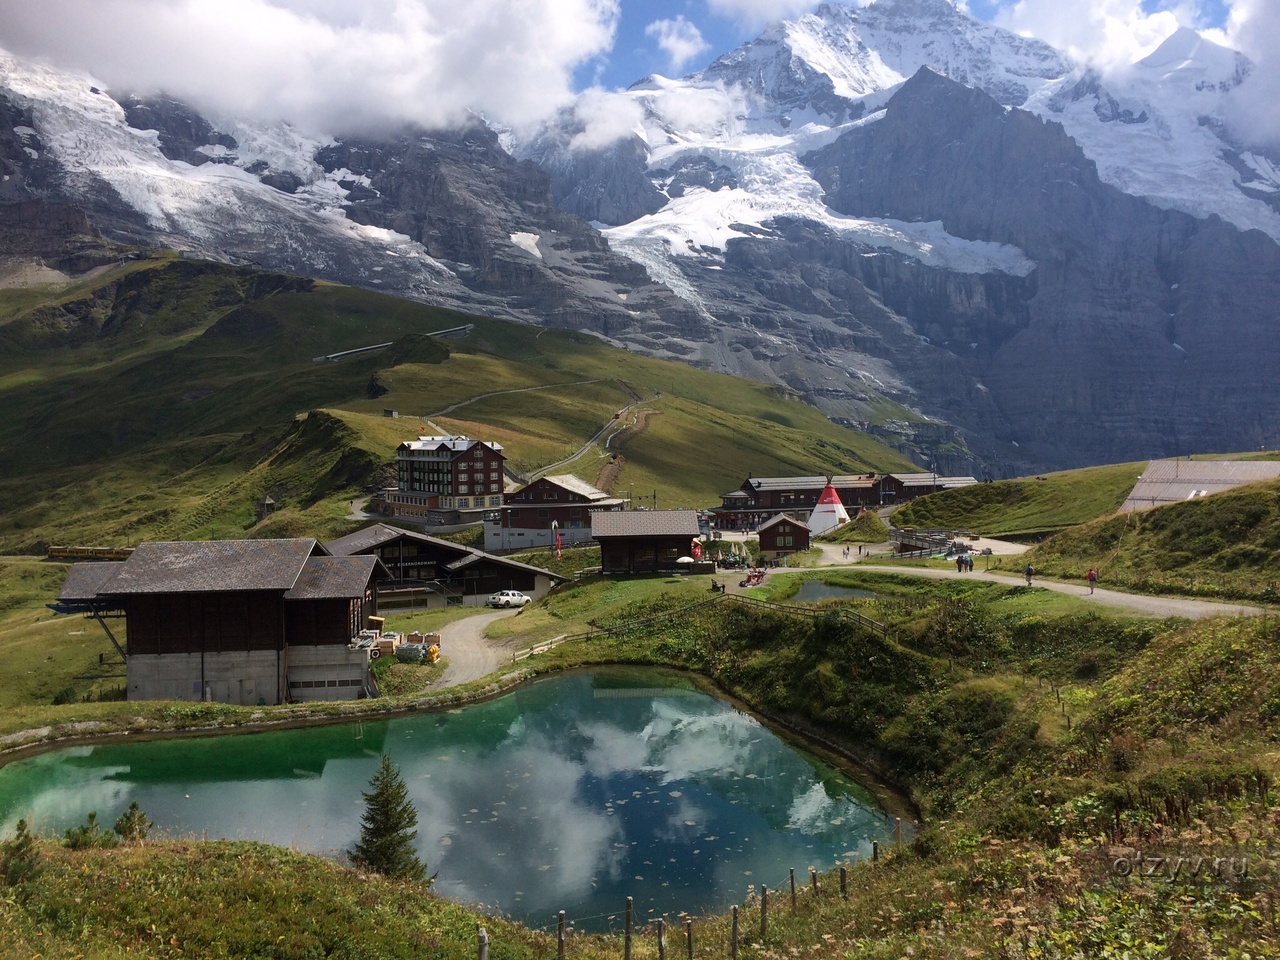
[1002,476,1280,601]
[3,580,1277,957]
[890,461,1147,536]
[0,256,917,553]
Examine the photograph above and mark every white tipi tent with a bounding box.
[807,481,850,535]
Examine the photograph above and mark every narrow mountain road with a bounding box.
[426,607,524,689]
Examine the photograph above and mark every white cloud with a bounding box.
[992,0,1182,70]
[705,0,823,30]
[0,0,621,135]
[1223,0,1280,148]
[644,15,711,73]
[567,88,646,151]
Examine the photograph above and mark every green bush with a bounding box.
[64,812,118,850]
[1,818,41,886]
[114,802,153,843]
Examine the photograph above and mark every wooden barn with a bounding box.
[757,514,811,560]
[592,511,703,575]
[56,539,386,705]
[325,523,565,608]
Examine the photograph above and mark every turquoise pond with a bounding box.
[0,669,900,930]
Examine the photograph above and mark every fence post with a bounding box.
[685,917,693,960]
[657,917,666,960]
[810,867,819,896]
[873,840,879,863]
[731,905,739,960]
[790,868,797,913]
[558,910,566,960]
[477,925,488,960]
[895,817,902,847]
[840,865,847,900]
[760,885,768,941]
[625,896,633,960]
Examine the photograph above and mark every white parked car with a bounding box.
[487,589,531,608]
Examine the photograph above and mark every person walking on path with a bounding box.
[1087,568,1098,594]
[1024,563,1034,585]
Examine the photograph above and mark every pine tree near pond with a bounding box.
[349,754,431,884]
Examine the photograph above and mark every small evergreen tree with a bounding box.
[1,818,42,887]
[114,801,153,843]
[349,754,430,883]
[64,811,118,850]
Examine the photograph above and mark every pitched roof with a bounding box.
[58,561,125,602]
[398,435,503,454]
[284,555,381,600]
[101,539,323,594]
[591,510,701,538]
[326,523,567,580]
[543,474,613,501]
[758,513,811,532]
[324,523,410,555]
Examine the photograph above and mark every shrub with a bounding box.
[51,686,77,705]
[114,801,153,842]
[64,811,118,850]
[1,818,41,886]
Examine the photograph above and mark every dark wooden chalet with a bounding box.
[56,539,385,705]
[712,475,878,530]
[757,514,811,560]
[592,510,703,575]
[485,474,627,552]
[325,523,565,607]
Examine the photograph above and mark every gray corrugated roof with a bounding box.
[747,475,876,492]
[103,539,321,594]
[891,474,978,487]
[285,555,379,600]
[1121,459,1280,512]
[591,510,701,538]
[58,561,125,601]
[327,522,567,580]
[324,523,408,556]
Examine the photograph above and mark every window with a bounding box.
[459,484,469,494]
[489,496,502,506]
[457,498,470,507]
[490,471,500,480]
[458,473,468,482]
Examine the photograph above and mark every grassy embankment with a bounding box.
[3,568,1278,957]
[888,460,1280,602]
[890,461,1147,537]
[0,256,917,555]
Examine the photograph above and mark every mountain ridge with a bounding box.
[1,0,1279,475]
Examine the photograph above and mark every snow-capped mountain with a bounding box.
[2,0,1279,474]
[516,0,1280,471]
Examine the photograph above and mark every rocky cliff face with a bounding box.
[805,68,1280,467]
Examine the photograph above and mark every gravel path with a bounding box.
[804,539,1263,618]
[426,607,524,689]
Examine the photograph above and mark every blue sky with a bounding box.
[579,0,1239,92]
[0,0,1263,136]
